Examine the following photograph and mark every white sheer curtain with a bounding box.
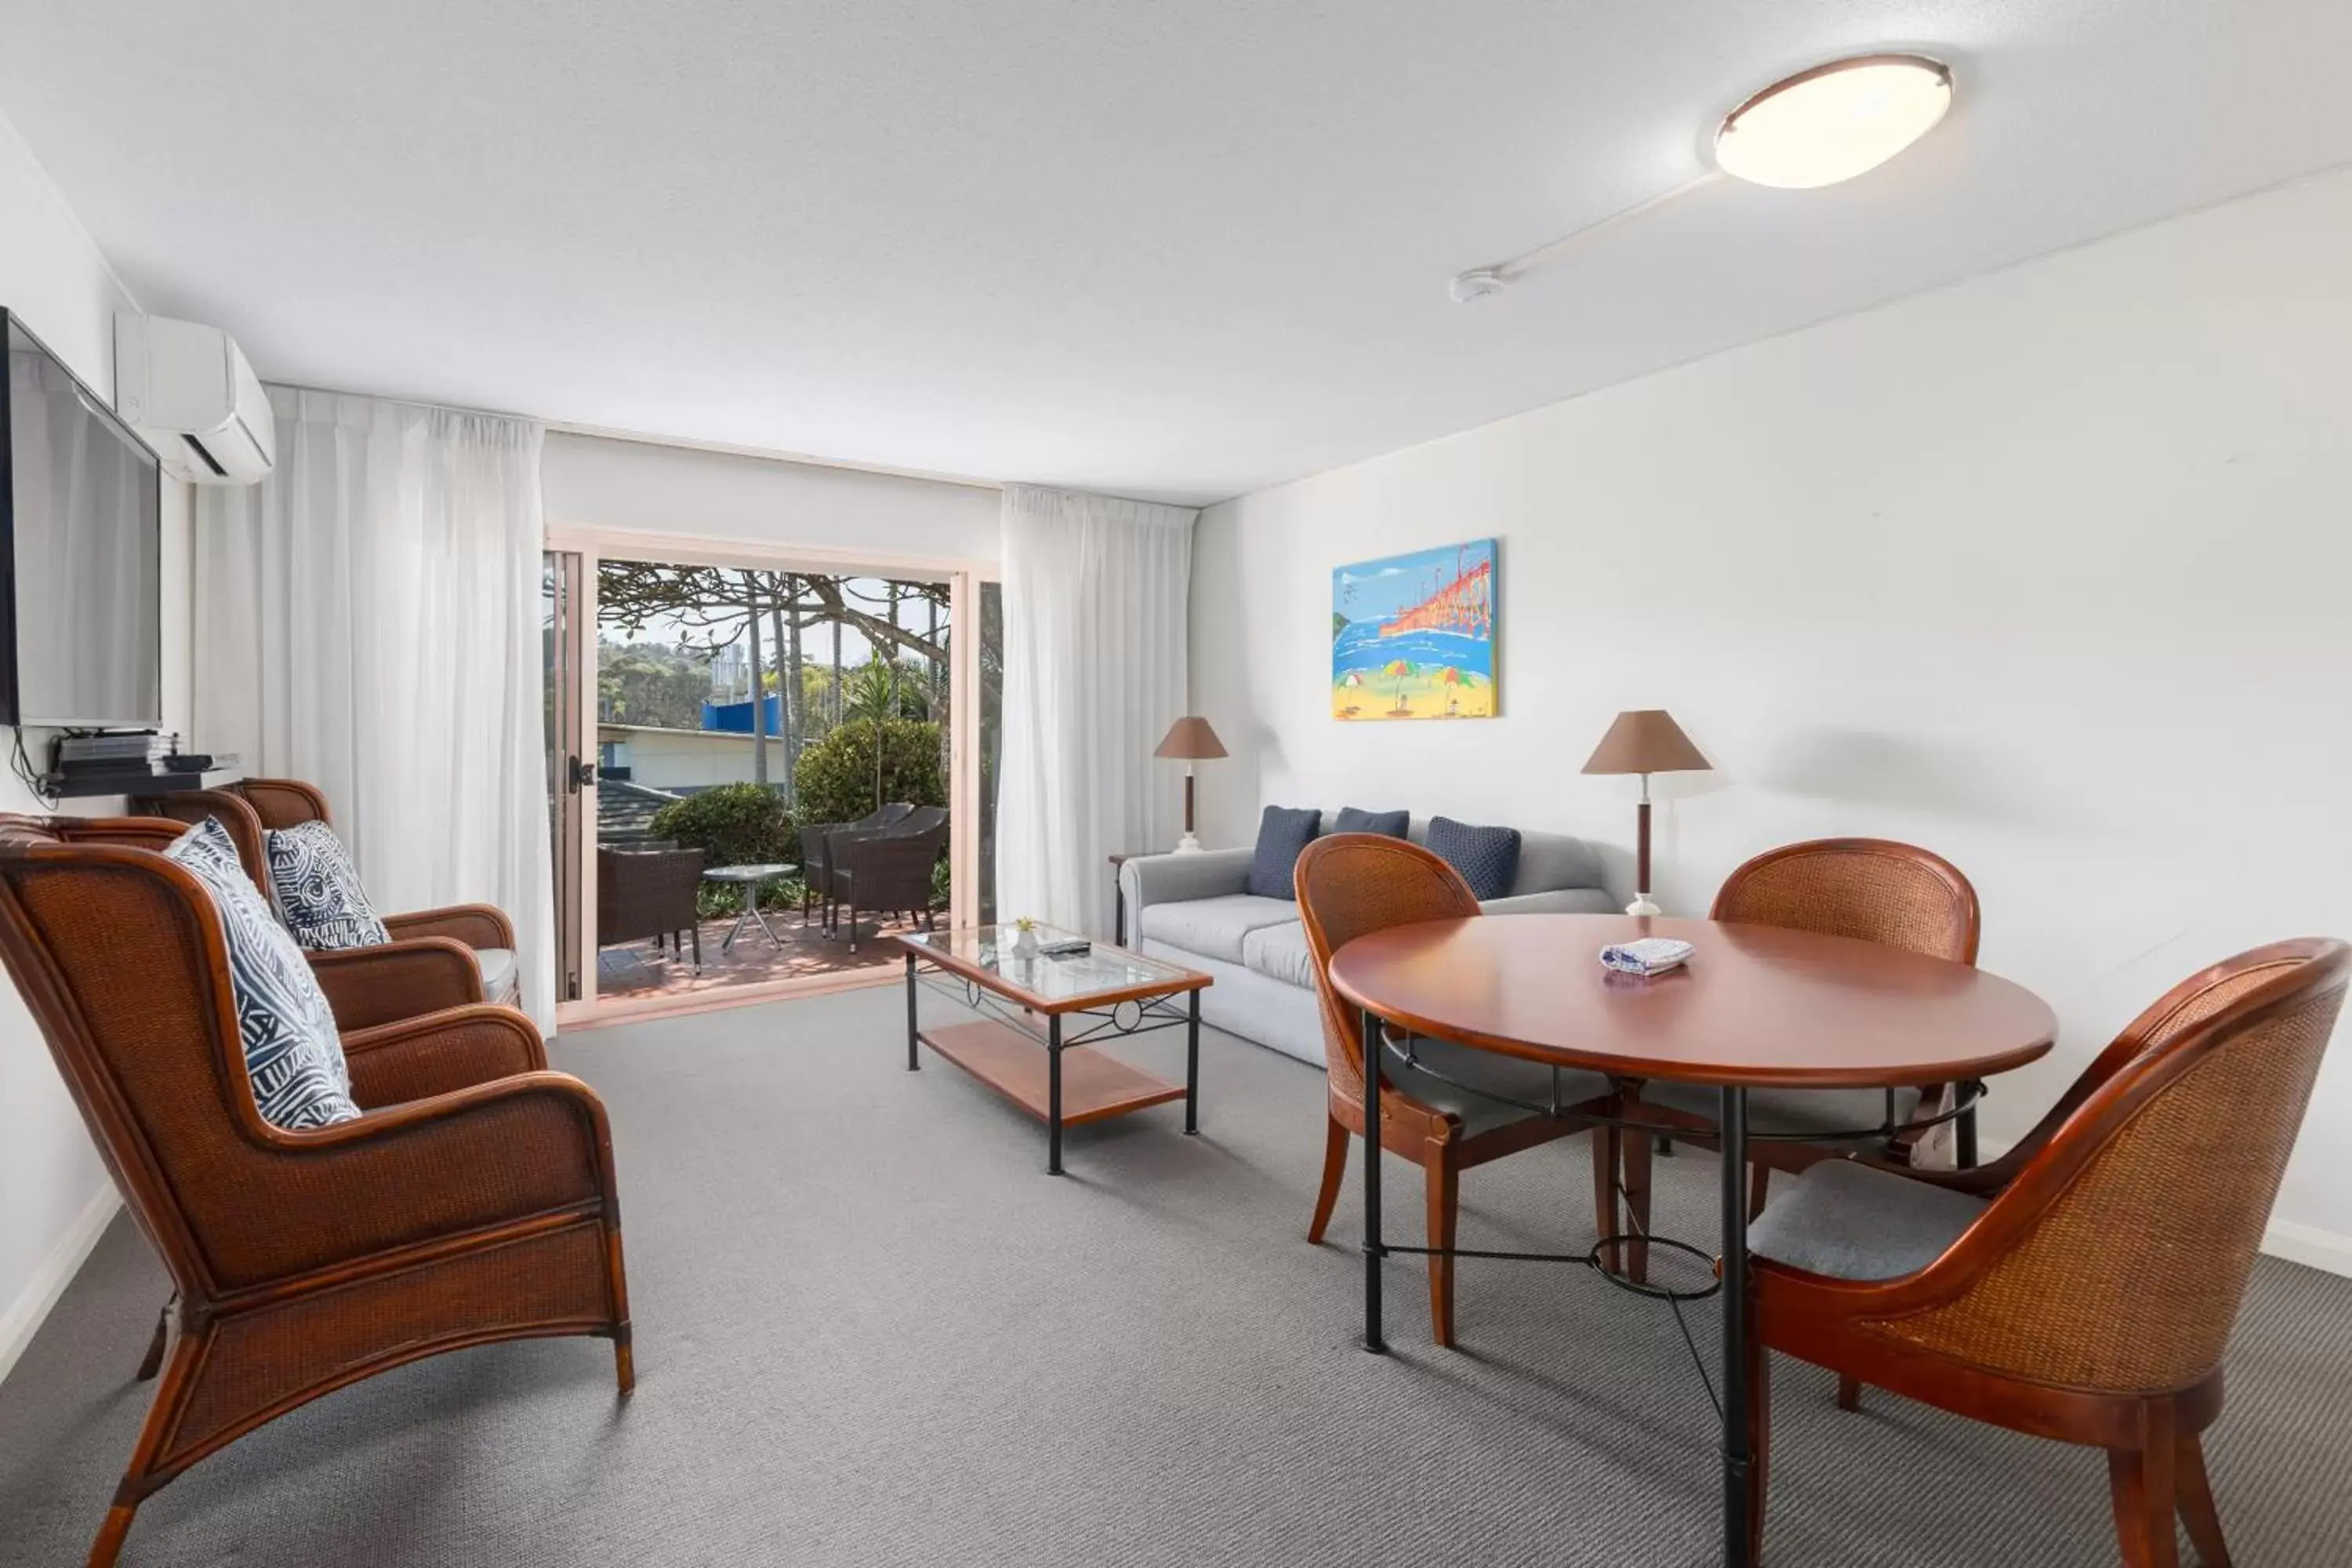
[995,483,1196,937]
[194,387,557,1029]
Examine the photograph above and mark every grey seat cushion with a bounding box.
[1505,829,1606,898]
[1641,1080,1925,1145]
[1380,1036,1612,1142]
[1240,920,1314,989]
[1751,1160,1987,1280]
[473,947,520,1004]
[1136,894,1304,966]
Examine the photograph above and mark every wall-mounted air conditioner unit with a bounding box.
[112,313,275,485]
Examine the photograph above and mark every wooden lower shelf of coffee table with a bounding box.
[919,1020,1185,1126]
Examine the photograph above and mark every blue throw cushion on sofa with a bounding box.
[1333,807,1410,838]
[1247,806,1323,899]
[1426,816,1521,901]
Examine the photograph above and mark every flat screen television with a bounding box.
[0,309,162,728]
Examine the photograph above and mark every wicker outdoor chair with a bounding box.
[140,779,523,1020]
[828,807,949,953]
[799,801,914,928]
[0,815,632,1568]
[1612,839,1981,1281]
[597,841,706,967]
[1741,938,2347,1568]
[1295,833,1612,1347]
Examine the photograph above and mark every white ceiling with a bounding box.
[4,2,2350,505]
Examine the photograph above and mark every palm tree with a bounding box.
[843,659,931,724]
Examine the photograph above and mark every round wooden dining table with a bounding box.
[1326,913,2057,1568]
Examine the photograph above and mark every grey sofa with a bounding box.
[1117,814,1617,1065]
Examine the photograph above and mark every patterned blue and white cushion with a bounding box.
[265,821,390,950]
[166,817,360,1131]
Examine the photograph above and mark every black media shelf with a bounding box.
[43,770,238,800]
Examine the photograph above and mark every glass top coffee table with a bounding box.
[896,924,1211,1175]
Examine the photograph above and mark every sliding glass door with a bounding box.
[543,550,590,1003]
[546,538,999,1023]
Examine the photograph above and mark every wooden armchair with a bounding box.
[0,816,631,1568]
[50,806,488,1033]
[1614,839,1980,1278]
[1742,938,2348,1568]
[140,779,522,1014]
[1296,833,1612,1347]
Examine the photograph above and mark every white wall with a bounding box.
[601,726,789,792]
[543,431,999,567]
[0,109,195,1377]
[1192,166,2352,1260]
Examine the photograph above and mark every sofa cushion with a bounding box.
[1509,829,1606,898]
[265,821,391,950]
[1751,1160,1987,1281]
[166,818,360,1131]
[1333,807,1409,839]
[1479,888,1622,917]
[1426,816,1520,901]
[1137,894,1303,966]
[474,948,521,1004]
[1240,920,1315,990]
[1247,805,1323,900]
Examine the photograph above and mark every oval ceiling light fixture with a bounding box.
[1715,53,1953,189]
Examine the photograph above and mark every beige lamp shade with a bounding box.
[1581,710,1709,776]
[1154,717,1229,760]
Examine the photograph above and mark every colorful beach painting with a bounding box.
[1331,539,1497,720]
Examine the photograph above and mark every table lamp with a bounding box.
[1155,717,1227,853]
[1581,710,1711,916]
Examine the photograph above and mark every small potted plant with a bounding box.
[1010,916,1042,960]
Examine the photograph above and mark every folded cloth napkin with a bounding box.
[1599,938,1695,977]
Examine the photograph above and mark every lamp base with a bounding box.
[1175,833,1204,854]
[1624,894,1662,917]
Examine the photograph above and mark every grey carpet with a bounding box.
[2,985,2349,1566]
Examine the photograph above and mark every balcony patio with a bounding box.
[593,903,934,999]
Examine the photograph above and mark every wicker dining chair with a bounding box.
[139,779,522,1022]
[0,815,632,1568]
[1741,938,2347,1568]
[1295,833,1611,1347]
[1613,839,1980,1279]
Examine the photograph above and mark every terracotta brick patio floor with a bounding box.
[594,906,938,998]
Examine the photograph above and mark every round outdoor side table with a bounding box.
[702,862,797,952]
[1325,912,2056,1568]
